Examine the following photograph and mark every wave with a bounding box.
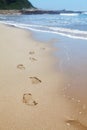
[0,21,87,40]
[0,16,6,20]
[60,13,79,16]
[82,12,87,15]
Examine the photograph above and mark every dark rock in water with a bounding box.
[21,9,82,15]
[21,9,60,15]
[0,0,34,9]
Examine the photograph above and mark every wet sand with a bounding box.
[0,24,87,130]
[54,36,87,130]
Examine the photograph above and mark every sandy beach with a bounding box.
[0,24,87,130]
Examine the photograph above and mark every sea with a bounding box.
[0,12,87,106]
[0,12,87,40]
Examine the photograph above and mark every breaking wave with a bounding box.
[1,20,87,40]
[59,13,79,16]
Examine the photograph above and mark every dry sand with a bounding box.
[0,24,87,130]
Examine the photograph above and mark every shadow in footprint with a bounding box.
[23,93,38,106]
[66,120,87,130]
[29,57,37,62]
[29,51,35,55]
[40,47,46,50]
[29,77,42,84]
[17,64,25,70]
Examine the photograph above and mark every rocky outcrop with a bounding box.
[21,9,82,15]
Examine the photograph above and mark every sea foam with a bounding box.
[0,13,87,40]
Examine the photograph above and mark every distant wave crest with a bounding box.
[82,12,87,15]
[59,13,79,16]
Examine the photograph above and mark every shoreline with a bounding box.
[0,23,87,130]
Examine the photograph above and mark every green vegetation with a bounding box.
[0,0,34,9]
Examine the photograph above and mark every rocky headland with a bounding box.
[0,0,83,15]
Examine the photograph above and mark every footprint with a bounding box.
[66,120,87,130]
[17,64,25,70]
[29,57,37,62]
[23,93,38,106]
[41,47,46,50]
[29,77,42,84]
[29,51,35,55]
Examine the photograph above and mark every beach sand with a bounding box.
[0,24,87,130]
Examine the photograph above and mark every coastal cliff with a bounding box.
[0,0,82,14]
[0,0,34,9]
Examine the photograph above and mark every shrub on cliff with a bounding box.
[0,0,34,9]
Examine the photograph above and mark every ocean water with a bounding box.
[0,12,87,40]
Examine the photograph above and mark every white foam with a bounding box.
[1,21,87,40]
[60,13,79,16]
